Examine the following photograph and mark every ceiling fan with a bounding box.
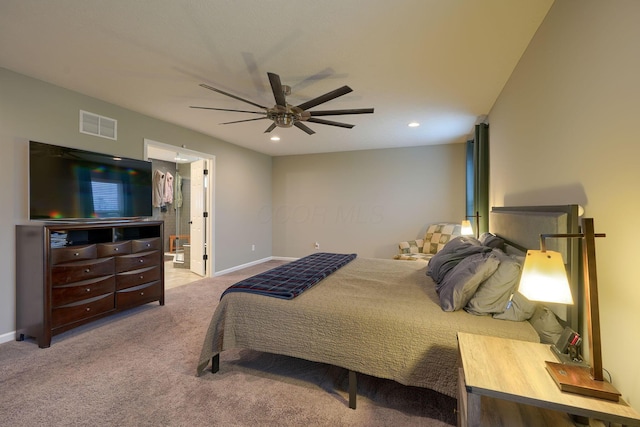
[190,72,374,135]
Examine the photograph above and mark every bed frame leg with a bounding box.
[212,354,220,373]
[348,370,357,409]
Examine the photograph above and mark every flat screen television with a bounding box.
[29,140,153,220]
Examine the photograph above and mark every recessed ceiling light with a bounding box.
[270,136,280,141]
[408,122,420,128]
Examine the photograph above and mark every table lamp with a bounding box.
[518,218,621,401]
[460,220,473,236]
[461,211,480,238]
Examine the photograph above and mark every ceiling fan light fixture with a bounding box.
[274,113,295,127]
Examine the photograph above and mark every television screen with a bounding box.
[29,141,153,220]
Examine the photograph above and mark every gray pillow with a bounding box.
[465,250,522,315]
[529,305,565,344]
[427,236,488,284]
[479,232,505,250]
[437,251,500,312]
[493,292,537,321]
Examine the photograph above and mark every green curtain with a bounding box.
[465,139,474,217]
[466,123,489,235]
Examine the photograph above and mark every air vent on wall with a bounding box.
[80,110,117,140]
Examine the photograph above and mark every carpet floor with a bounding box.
[0,260,456,426]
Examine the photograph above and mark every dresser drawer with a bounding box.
[51,244,97,265]
[115,251,160,273]
[52,276,116,307]
[52,293,115,328]
[51,257,115,286]
[116,281,162,309]
[131,238,161,253]
[116,265,161,290]
[97,241,131,258]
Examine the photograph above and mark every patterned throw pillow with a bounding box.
[394,222,463,261]
[424,223,462,255]
[398,239,425,254]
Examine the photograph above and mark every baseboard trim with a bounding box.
[0,330,15,345]
[213,256,298,277]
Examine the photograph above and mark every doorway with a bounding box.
[144,139,215,286]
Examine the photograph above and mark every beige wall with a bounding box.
[272,144,466,258]
[0,68,272,339]
[489,0,640,409]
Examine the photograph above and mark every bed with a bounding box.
[196,205,580,407]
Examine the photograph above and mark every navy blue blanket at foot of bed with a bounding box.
[221,252,357,300]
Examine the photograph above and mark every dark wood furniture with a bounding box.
[169,233,190,253]
[16,220,164,348]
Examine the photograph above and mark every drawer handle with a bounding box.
[139,259,144,263]
[86,307,91,312]
[146,243,151,247]
[140,292,144,296]
[139,275,144,279]
[84,269,90,273]
[74,252,79,257]
[86,288,91,292]
[115,247,119,252]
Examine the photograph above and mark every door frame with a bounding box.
[143,139,216,277]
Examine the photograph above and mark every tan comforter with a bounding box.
[196,257,539,397]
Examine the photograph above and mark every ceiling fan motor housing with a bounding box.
[267,105,309,128]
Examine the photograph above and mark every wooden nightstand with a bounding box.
[457,332,640,427]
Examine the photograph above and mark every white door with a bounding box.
[190,159,207,276]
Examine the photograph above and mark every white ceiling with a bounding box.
[0,0,553,157]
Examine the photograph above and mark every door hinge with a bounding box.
[203,254,208,260]
[203,169,209,175]
[203,211,208,217]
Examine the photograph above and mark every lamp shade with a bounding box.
[460,220,473,236]
[518,250,574,305]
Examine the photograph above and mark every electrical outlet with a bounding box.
[251,244,255,251]
[314,242,320,250]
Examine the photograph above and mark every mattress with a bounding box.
[197,257,539,397]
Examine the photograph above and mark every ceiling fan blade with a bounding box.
[307,118,354,129]
[199,83,266,109]
[309,108,374,116]
[267,72,287,107]
[220,117,268,125]
[297,86,353,111]
[264,123,277,133]
[294,122,316,135]
[190,106,266,115]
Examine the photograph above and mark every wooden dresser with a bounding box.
[16,220,164,348]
